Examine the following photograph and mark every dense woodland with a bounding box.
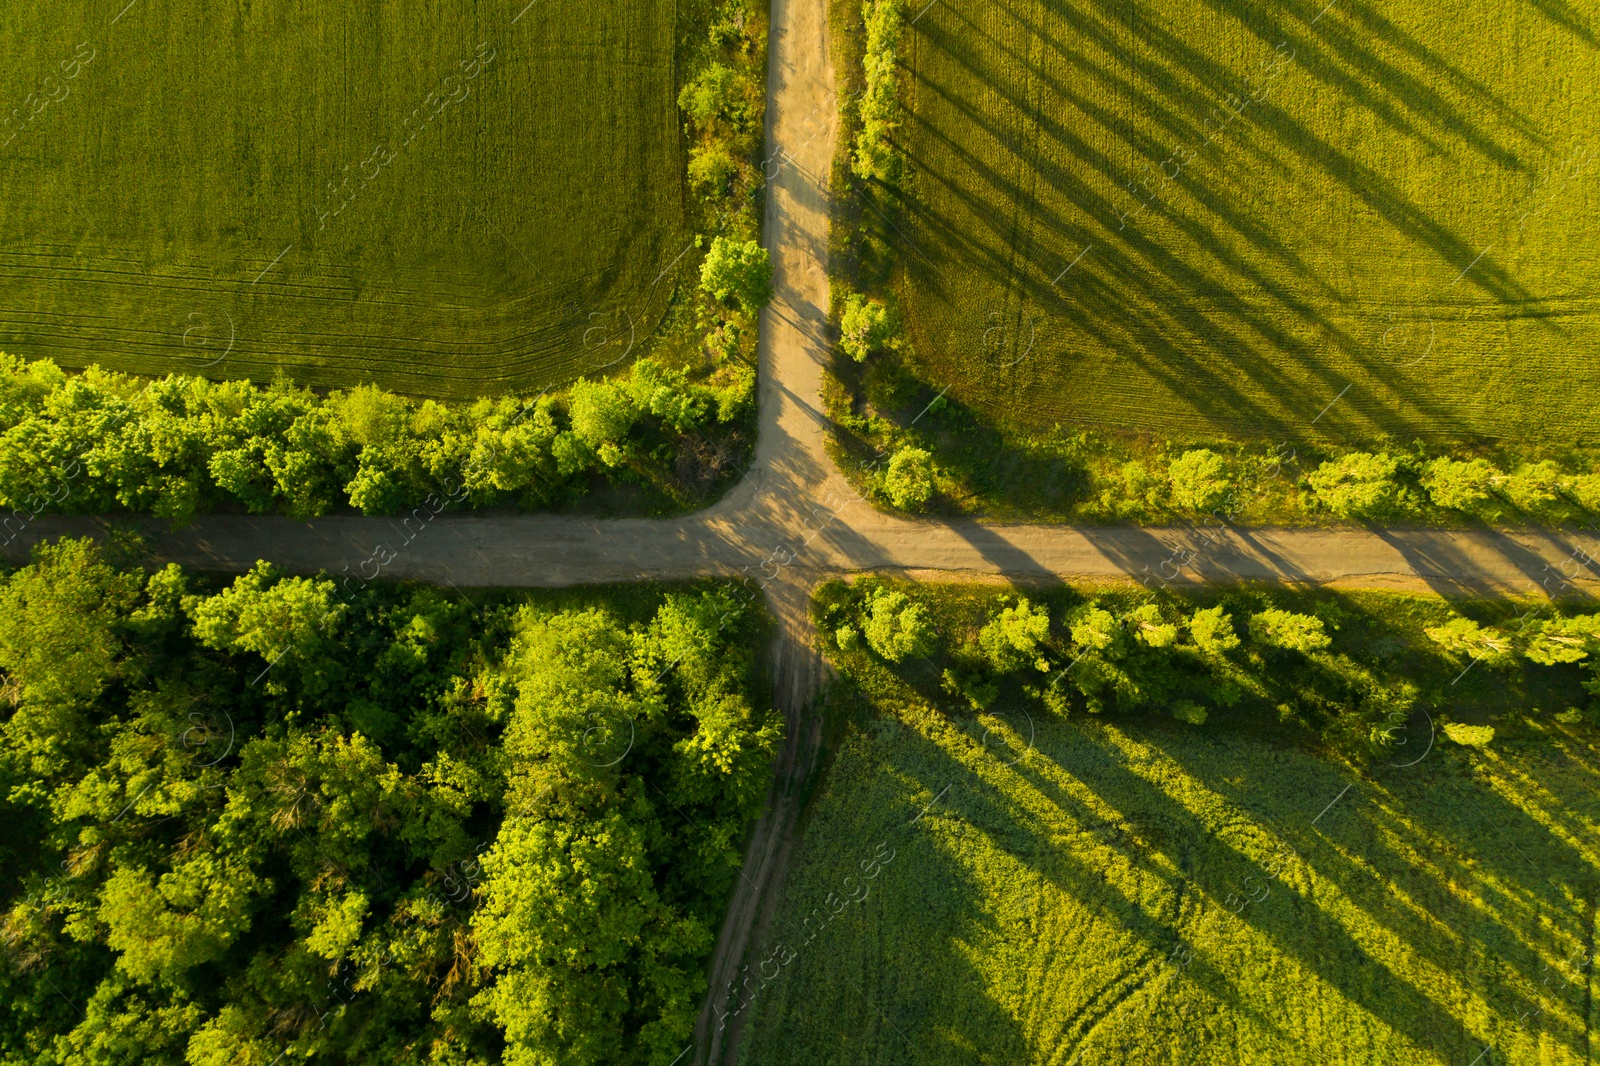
[0,538,778,1065]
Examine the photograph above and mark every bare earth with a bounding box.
[5,0,1599,1059]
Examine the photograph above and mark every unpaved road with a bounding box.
[5,0,1598,1059]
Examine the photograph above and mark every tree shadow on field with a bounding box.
[1141,727,1600,1057]
[1007,719,1509,1058]
[890,0,1559,445]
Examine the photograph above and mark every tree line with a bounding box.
[820,580,1599,757]
[0,538,777,1065]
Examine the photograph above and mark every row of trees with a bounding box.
[822,581,1600,757]
[0,538,777,1064]
[852,0,905,181]
[851,429,1600,522]
[0,355,756,523]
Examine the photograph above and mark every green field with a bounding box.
[894,0,1600,444]
[735,589,1600,1064]
[0,0,691,397]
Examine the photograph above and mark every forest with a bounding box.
[0,538,778,1065]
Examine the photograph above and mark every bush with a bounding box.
[883,446,934,510]
[677,62,739,125]
[700,237,773,315]
[566,377,638,447]
[1171,700,1209,725]
[1503,460,1566,513]
[1306,452,1403,518]
[840,294,893,362]
[688,142,741,195]
[1423,616,1517,670]
[1167,449,1232,514]
[1189,606,1240,655]
[1421,456,1499,511]
[1248,609,1332,652]
[861,589,936,662]
[979,598,1052,673]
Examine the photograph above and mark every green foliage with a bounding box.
[700,237,773,316]
[1167,449,1232,513]
[1421,456,1499,510]
[1188,605,1240,655]
[0,539,774,1066]
[474,590,778,1065]
[567,378,640,449]
[1248,609,1333,652]
[1503,460,1567,514]
[882,446,934,510]
[861,589,937,663]
[688,142,741,195]
[978,598,1052,673]
[677,62,740,125]
[0,357,749,520]
[815,580,1594,762]
[839,295,894,362]
[1306,452,1404,519]
[853,0,905,181]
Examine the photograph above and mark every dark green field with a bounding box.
[895,0,1600,443]
[0,0,691,397]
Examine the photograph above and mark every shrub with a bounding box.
[979,598,1052,673]
[1248,609,1332,652]
[839,295,893,362]
[678,62,739,125]
[1127,603,1179,648]
[1171,700,1209,725]
[883,446,934,510]
[1423,615,1517,670]
[566,378,638,447]
[1503,460,1566,513]
[688,142,741,195]
[1168,449,1232,514]
[1189,606,1240,655]
[1306,452,1403,518]
[861,589,936,662]
[1421,456,1499,511]
[700,237,773,315]
[1571,473,1600,512]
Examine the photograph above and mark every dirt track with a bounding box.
[4,0,1598,1059]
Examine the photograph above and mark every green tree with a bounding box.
[1503,460,1567,514]
[980,598,1052,673]
[1127,603,1179,648]
[1424,615,1518,669]
[1521,614,1600,666]
[1188,606,1240,655]
[567,378,639,449]
[1167,449,1232,514]
[700,237,773,315]
[1420,456,1499,511]
[883,446,934,510]
[1307,452,1404,518]
[1248,609,1332,652]
[860,589,936,663]
[677,63,739,126]
[839,295,893,362]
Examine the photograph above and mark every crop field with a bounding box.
[894,0,1600,443]
[736,616,1600,1062]
[0,0,692,398]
